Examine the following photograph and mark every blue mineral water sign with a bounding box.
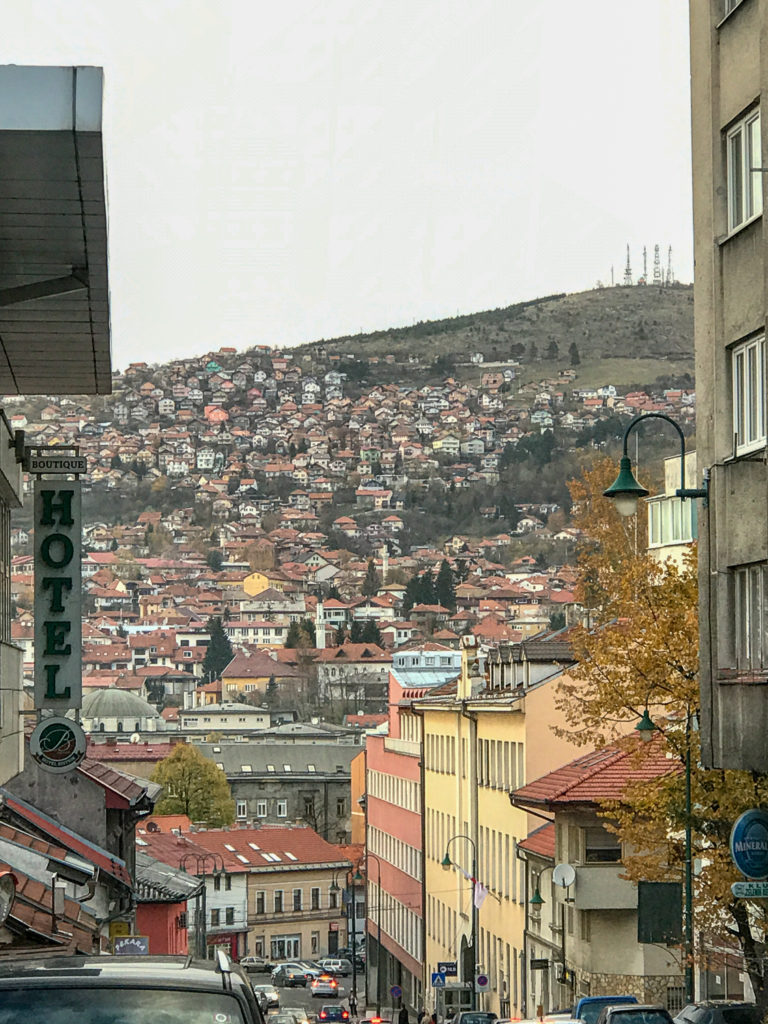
[730,809,768,879]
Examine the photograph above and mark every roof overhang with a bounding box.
[0,66,111,394]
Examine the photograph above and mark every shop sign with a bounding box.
[730,809,768,879]
[34,482,82,710]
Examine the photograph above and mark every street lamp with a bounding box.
[442,834,478,1011]
[635,710,694,1004]
[179,852,225,959]
[365,851,383,1016]
[603,413,708,517]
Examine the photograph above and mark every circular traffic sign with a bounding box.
[475,974,490,991]
[390,985,403,999]
[731,809,768,879]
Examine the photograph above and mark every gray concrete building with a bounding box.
[194,740,357,842]
[691,1,768,768]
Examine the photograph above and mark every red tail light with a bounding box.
[342,1013,349,1020]
[320,1014,327,1019]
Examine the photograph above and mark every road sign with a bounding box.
[530,958,549,971]
[732,881,768,898]
[475,973,490,993]
[391,986,403,999]
[438,961,457,977]
[431,973,446,988]
[28,454,87,475]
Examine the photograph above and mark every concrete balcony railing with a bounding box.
[572,863,637,910]
[384,737,420,756]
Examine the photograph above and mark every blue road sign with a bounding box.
[391,986,403,999]
[431,972,446,988]
[438,961,457,977]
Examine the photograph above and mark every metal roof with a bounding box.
[0,66,111,394]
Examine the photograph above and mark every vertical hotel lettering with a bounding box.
[34,482,82,710]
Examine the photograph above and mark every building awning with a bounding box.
[0,66,111,395]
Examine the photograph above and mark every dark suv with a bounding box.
[0,950,265,1024]
[674,1004,761,1024]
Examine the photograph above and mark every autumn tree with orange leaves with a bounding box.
[558,457,768,1008]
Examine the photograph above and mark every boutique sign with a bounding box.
[34,482,82,710]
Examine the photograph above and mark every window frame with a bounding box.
[732,334,767,455]
[734,563,768,670]
[727,108,763,232]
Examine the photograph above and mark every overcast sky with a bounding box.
[4,1,692,369]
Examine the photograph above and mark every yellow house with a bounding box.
[243,570,288,596]
[415,636,584,1019]
[220,648,305,699]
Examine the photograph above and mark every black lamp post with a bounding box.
[366,851,383,1016]
[442,835,478,1011]
[603,413,707,516]
[636,711,694,1003]
[179,852,225,959]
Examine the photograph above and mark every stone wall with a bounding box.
[577,971,683,1007]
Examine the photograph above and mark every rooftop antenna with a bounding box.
[639,246,648,285]
[666,245,674,285]
[623,244,633,286]
[652,244,662,286]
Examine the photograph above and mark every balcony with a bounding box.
[572,863,637,910]
[384,737,420,756]
[0,643,22,785]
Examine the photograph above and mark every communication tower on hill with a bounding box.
[666,245,675,285]
[652,244,662,286]
[637,245,648,285]
[623,244,633,286]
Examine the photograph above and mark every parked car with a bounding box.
[595,1006,674,1024]
[272,1014,299,1024]
[0,950,265,1024]
[253,983,281,1008]
[311,974,342,997]
[674,1004,761,1024]
[317,958,354,977]
[241,956,275,973]
[574,999,639,1024]
[318,1006,351,1022]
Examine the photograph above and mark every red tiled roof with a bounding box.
[511,738,679,809]
[518,822,555,859]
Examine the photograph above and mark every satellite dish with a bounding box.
[146,821,159,833]
[552,863,576,889]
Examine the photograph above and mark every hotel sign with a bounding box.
[34,482,82,710]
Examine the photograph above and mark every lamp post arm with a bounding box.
[621,413,707,503]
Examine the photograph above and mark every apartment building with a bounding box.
[690,0,768,768]
[414,636,583,1019]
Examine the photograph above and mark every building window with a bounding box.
[329,889,338,910]
[225,875,232,891]
[211,908,220,926]
[213,876,221,892]
[256,891,265,915]
[274,890,284,913]
[735,563,768,670]
[311,930,320,954]
[277,799,288,818]
[293,888,302,911]
[257,800,267,817]
[226,907,234,925]
[336,798,345,817]
[647,496,698,548]
[584,827,621,863]
[236,800,247,819]
[728,109,762,231]
[271,935,300,960]
[732,335,766,454]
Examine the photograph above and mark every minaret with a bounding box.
[666,246,674,286]
[380,544,389,584]
[315,596,326,650]
[623,244,633,286]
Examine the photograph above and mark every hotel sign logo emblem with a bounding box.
[29,716,86,774]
